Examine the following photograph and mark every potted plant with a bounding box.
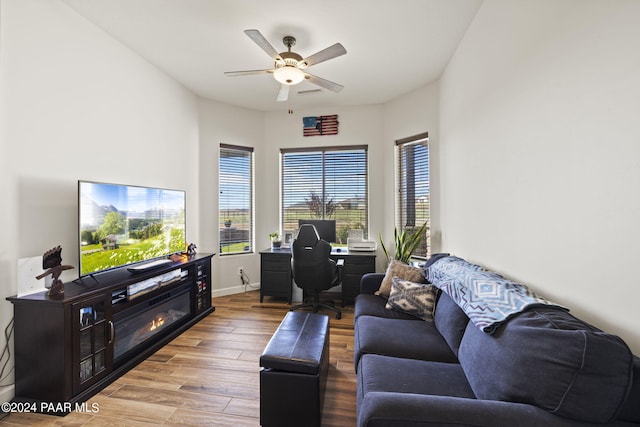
[379,221,428,264]
[269,231,282,249]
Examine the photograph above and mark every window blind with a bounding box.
[396,133,430,257]
[219,144,254,255]
[281,146,368,244]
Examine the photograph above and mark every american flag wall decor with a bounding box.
[303,115,339,137]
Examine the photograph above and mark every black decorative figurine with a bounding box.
[187,243,197,256]
[36,246,74,296]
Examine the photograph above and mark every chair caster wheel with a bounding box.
[336,313,342,320]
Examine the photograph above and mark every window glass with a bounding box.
[397,134,430,257]
[281,146,368,245]
[219,144,254,255]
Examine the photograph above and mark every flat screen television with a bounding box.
[78,181,186,277]
[298,219,336,243]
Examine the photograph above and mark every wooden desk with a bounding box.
[259,248,376,306]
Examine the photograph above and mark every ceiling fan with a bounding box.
[225,29,347,102]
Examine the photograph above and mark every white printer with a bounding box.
[347,229,377,252]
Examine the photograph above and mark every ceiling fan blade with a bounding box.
[224,69,274,77]
[244,29,283,62]
[299,43,346,68]
[304,73,344,92]
[276,84,290,102]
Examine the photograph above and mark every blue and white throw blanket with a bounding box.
[427,256,566,334]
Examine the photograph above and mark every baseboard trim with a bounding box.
[211,283,260,298]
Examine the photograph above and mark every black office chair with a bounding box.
[290,224,343,319]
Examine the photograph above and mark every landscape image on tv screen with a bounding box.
[79,181,186,276]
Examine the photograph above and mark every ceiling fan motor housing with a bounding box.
[226,30,345,100]
[276,36,308,69]
[277,51,304,68]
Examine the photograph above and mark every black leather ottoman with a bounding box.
[260,311,330,427]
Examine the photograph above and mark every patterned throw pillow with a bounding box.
[385,277,439,321]
[376,260,423,298]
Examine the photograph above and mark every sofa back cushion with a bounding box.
[458,307,633,423]
[433,292,469,356]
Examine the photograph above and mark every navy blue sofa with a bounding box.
[354,258,640,427]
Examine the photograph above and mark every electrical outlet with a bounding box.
[237,267,244,276]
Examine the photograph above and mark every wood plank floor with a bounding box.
[0,291,357,426]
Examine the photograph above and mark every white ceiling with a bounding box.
[62,0,482,112]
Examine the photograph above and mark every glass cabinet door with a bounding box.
[73,294,112,393]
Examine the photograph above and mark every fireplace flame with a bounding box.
[150,315,165,331]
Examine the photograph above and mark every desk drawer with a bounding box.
[261,256,290,271]
[339,255,375,305]
[260,252,292,303]
[342,256,375,275]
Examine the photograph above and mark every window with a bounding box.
[396,133,430,257]
[281,146,368,245]
[219,144,254,255]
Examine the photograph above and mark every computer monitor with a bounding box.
[298,219,336,243]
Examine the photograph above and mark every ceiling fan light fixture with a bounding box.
[273,66,305,85]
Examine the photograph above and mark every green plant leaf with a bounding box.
[379,232,390,262]
[379,221,428,264]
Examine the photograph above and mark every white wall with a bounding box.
[200,96,442,298]
[197,102,401,297]
[0,0,199,401]
[382,82,440,256]
[263,105,388,275]
[197,98,264,296]
[200,97,442,296]
[439,0,640,353]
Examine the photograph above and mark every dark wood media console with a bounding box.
[6,253,214,413]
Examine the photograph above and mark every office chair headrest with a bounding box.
[296,224,321,247]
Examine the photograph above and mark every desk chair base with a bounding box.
[291,298,342,319]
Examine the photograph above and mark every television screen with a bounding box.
[78,181,186,276]
[298,219,336,243]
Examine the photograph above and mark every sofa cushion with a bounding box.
[358,354,475,401]
[354,294,422,321]
[376,260,423,298]
[458,306,634,424]
[433,291,469,357]
[360,272,385,295]
[419,252,450,279]
[385,278,438,322]
[354,315,458,369]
